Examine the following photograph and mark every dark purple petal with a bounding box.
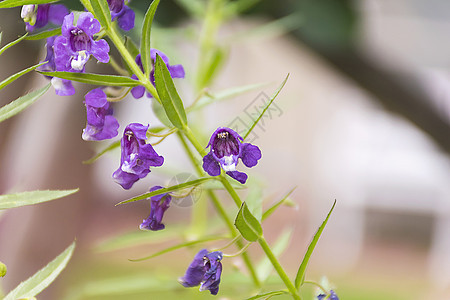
[202,152,221,176]
[140,186,172,231]
[207,127,243,159]
[91,39,110,63]
[107,0,124,13]
[200,251,223,295]
[179,249,208,288]
[48,4,69,25]
[77,12,101,36]
[51,77,75,96]
[226,170,248,184]
[116,6,135,31]
[329,290,339,300]
[240,143,261,168]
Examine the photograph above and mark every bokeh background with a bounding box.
[1,0,450,299]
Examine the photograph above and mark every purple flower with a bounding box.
[139,186,171,231]
[179,249,223,295]
[131,49,185,99]
[82,89,119,141]
[202,127,261,184]
[21,4,69,32]
[112,123,164,189]
[107,0,135,31]
[318,290,339,300]
[37,36,75,96]
[54,12,110,73]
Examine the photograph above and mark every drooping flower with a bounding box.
[21,4,69,32]
[82,88,119,141]
[112,123,164,189]
[131,49,185,99]
[317,290,339,300]
[54,12,110,73]
[107,0,135,31]
[179,249,223,295]
[139,186,171,231]
[37,36,75,96]
[202,127,261,184]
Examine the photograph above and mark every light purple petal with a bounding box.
[150,49,169,63]
[240,143,261,168]
[117,6,135,31]
[226,171,248,184]
[112,169,139,190]
[77,12,100,36]
[48,4,69,25]
[202,152,221,176]
[85,88,107,107]
[168,64,185,78]
[51,77,75,96]
[91,39,110,63]
[61,12,74,37]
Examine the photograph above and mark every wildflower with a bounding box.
[317,290,339,300]
[139,186,171,231]
[21,4,69,32]
[179,249,223,295]
[107,0,135,31]
[37,36,75,96]
[54,12,110,73]
[202,127,261,184]
[130,49,185,99]
[82,88,119,141]
[112,123,164,189]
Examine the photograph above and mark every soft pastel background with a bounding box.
[0,1,449,299]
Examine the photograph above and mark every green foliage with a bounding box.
[4,241,75,300]
[89,0,111,30]
[38,71,140,87]
[245,290,288,300]
[0,33,28,56]
[0,189,79,209]
[0,261,6,277]
[234,202,263,242]
[154,54,188,129]
[25,27,62,40]
[0,0,56,8]
[0,62,47,91]
[140,0,160,76]
[262,187,297,221]
[0,83,51,123]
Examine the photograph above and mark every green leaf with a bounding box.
[243,74,289,140]
[123,36,140,75]
[115,177,213,205]
[262,187,297,221]
[0,83,50,123]
[0,62,47,91]
[154,54,187,129]
[140,0,160,76]
[25,27,61,40]
[38,71,140,87]
[82,140,120,164]
[129,235,228,262]
[294,200,336,289]
[4,241,75,300]
[245,185,263,222]
[80,0,94,13]
[234,201,263,242]
[0,0,56,8]
[0,261,6,277]
[89,0,111,29]
[151,99,172,127]
[0,189,79,210]
[245,290,288,300]
[0,33,28,56]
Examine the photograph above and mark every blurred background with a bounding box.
[0,0,450,299]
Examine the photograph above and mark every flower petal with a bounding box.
[202,152,221,176]
[117,6,135,31]
[179,249,208,287]
[48,4,69,25]
[91,39,110,63]
[240,143,261,168]
[77,12,100,36]
[226,170,248,184]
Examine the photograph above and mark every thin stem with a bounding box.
[258,237,302,300]
[303,280,328,294]
[223,241,251,258]
[219,175,242,207]
[213,234,242,251]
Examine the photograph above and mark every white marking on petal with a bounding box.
[21,5,37,25]
[71,50,89,70]
[222,155,236,172]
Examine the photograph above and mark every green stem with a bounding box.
[219,175,242,207]
[258,237,302,300]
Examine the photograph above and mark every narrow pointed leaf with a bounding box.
[140,0,160,76]
[38,71,140,87]
[80,0,94,13]
[154,54,187,129]
[115,177,213,205]
[0,189,79,209]
[26,27,61,40]
[0,62,47,91]
[294,200,336,289]
[245,290,288,300]
[262,186,297,221]
[82,140,120,164]
[0,83,50,123]
[4,241,75,300]
[89,0,111,29]
[0,33,28,56]
[243,74,289,140]
[0,0,56,8]
[234,201,263,242]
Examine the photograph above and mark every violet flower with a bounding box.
[82,89,119,141]
[112,123,164,189]
[37,36,75,96]
[179,249,223,295]
[131,49,185,99]
[202,127,262,184]
[54,12,110,73]
[318,290,339,300]
[21,4,69,32]
[107,0,135,31]
[139,186,171,231]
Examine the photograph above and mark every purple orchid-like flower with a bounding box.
[112,123,164,189]
[131,49,185,99]
[21,4,69,32]
[202,127,261,184]
[179,249,223,295]
[107,0,135,31]
[139,186,171,231]
[318,290,339,300]
[54,12,110,73]
[37,36,75,96]
[82,88,119,141]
